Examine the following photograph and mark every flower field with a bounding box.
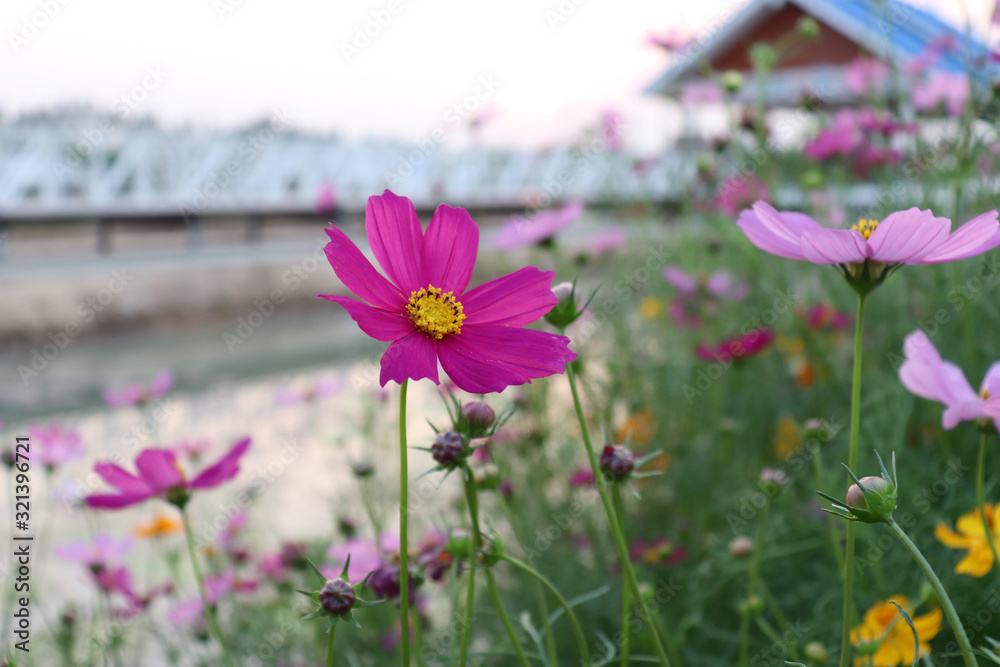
[9,7,1000,667]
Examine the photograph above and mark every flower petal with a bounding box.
[935,522,971,549]
[94,463,154,495]
[956,548,994,577]
[421,204,479,294]
[799,229,869,264]
[135,449,183,492]
[85,491,152,509]
[324,227,405,311]
[320,295,413,342]
[190,437,251,489]
[735,203,819,260]
[366,190,424,293]
[866,208,951,263]
[379,331,440,387]
[437,325,575,394]
[916,210,1000,263]
[942,399,988,429]
[462,267,558,327]
[902,329,941,365]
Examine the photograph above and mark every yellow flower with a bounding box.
[617,411,654,445]
[133,512,183,539]
[850,595,942,666]
[935,503,1000,577]
[639,296,662,319]
[773,417,801,459]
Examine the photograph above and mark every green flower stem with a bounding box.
[399,380,412,667]
[738,500,771,667]
[458,554,475,667]
[612,484,631,665]
[500,554,591,664]
[885,518,978,667]
[462,473,530,667]
[975,430,1000,585]
[564,360,672,667]
[326,623,336,667]
[839,292,867,667]
[536,576,558,666]
[181,508,235,667]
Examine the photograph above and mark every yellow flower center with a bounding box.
[851,218,879,240]
[406,286,466,340]
[981,387,991,400]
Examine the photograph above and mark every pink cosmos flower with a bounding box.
[647,28,687,52]
[913,71,970,116]
[736,202,1000,271]
[28,423,84,468]
[55,534,132,566]
[493,200,584,249]
[845,58,890,96]
[716,174,768,216]
[275,376,342,405]
[315,181,337,215]
[899,330,1000,431]
[601,109,624,151]
[805,303,850,330]
[326,536,388,583]
[681,82,723,105]
[704,271,749,301]
[569,468,595,486]
[104,369,174,408]
[85,437,251,509]
[168,570,255,625]
[696,329,774,362]
[322,191,575,393]
[588,228,628,255]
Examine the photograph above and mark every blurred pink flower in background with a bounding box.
[275,376,342,405]
[647,27,687,52]
[663,266,698,295]
[704,271,749,301]
[326,535,391,582]
[104,369,174,408]
[56,534,132,566]
[630,537,688,566]
[315,181,337,214]
[493,200,585,249]
[169,570,256,625]
[587,228,628,255]
[681,81,723,105]
[172,437,212,461]
[696,329,774,362]
[715,174,768,216]
[569,468,595,486]
[601,109,624,150]
[805,303,851,330]
[29,422,84,468]
[913,71,969,116]
[845,58,890,96]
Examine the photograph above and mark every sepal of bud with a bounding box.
[544,279,596,329]
[817,451,897,524]
[298,556,384,632]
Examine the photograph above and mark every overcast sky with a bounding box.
[2,0,996,150]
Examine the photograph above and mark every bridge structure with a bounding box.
[0,111,693,256]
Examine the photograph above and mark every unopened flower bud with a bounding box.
[846,476,888,508]
[319,578,356,616]
[461,401,496,434]
[739,594,765,616]
[545,282,586,328]
[600,445,635,480]
[552,282,574,302]
[1,449,14,469]
[797,16,820,39]
[432,431,465,467]
[721,70,743,94]
[729,536,754,558]
[338,515,358,537]
[804,641,828,663]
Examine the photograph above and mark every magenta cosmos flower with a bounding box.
[28,422,84,468]
[737,202,1000,293]
[85,437,251,509]
[322,191,575,393]
[899,330,1000,431]
[493,200,584,249]
[104,369,174,407]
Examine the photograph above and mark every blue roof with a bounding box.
[646,0,999,95]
